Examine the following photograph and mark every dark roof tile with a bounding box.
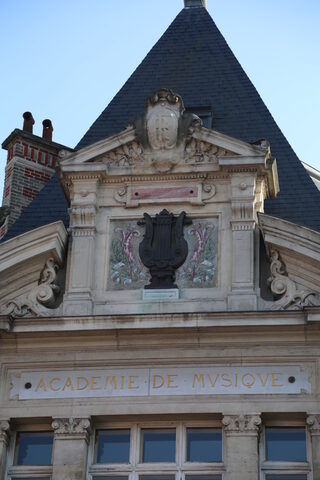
[4,5,320,239]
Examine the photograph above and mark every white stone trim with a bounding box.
[259,213,320,262]
[87,420,225,480]
[259,423,313,480]
[0,221,67,271]
[4,308,316,333]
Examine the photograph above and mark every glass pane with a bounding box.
[187,428,222,462]
[266,428,307,461]
[96,430,130,463]
[140,476,175,480]
[142,429,176,462]
[15,432,53,465]
[185,476,222,480]
[92,477,128,480]
[266,476,308,480]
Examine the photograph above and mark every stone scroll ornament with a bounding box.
[138,209,192,289]
[268,249,320,310]
[1,258,61,318]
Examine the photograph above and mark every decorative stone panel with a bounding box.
[108,218,218,290]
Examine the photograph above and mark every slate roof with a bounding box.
[3,4,320,241]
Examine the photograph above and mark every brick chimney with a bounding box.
[0,113,73,240]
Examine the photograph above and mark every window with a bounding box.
[141,429,176,463]
[15,432,53,465]
[186,428,222,462]
[89,422,224,480]
[96,430,130,463]
[260,426,311,480]
[11,478,51,480]
[265,476,308,480]
[265,428,307,462]
[7,430,53,480]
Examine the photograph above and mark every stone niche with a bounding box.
[57,89,279,316]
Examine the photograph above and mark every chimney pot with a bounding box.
[42,119,53,141]
[22,111,35,133]
[184,0,206,7]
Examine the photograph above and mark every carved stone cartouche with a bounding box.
[138,209,191,289]
[135,88,201,172]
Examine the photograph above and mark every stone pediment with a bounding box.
[59,89,275,180]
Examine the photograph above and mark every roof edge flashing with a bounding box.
[184,0,206,8]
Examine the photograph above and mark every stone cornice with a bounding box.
[1,308,319,334]
[259,213,320,263]
[0,221,67,271]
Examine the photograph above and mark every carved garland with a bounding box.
[268,250,320,310]
[102,141,144,168]
[2,258,61,318]
[102,139,233,169]
[184,138,230,164]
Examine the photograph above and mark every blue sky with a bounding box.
[0,0,319,196]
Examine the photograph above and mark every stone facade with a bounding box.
[0,90,320,480]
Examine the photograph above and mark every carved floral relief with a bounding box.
[176,219,218,288]
[108,221,149,290]
[108,218,218,291]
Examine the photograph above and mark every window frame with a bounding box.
[259,422,313,480]
[6,425,53,480]
[88,420,225,480]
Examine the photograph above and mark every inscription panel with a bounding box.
[10,366,311,400]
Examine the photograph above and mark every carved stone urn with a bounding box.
[138,209,191,289]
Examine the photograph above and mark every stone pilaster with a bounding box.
[222,414,261,480]
[307,414,320,479]
[0,420,10,480]
[228,175,257,311]
[51,417,91,480]
[63,175,100,315]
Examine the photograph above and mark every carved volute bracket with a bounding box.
[69,205,97,237]
[268,249,320,310]
[222,414,261,436]
[307,415,320,436]
[2,258,61,318]
[52,417,91,442]
[0,420,10,446]
[67,175,101,237]
[230,176,256,232]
